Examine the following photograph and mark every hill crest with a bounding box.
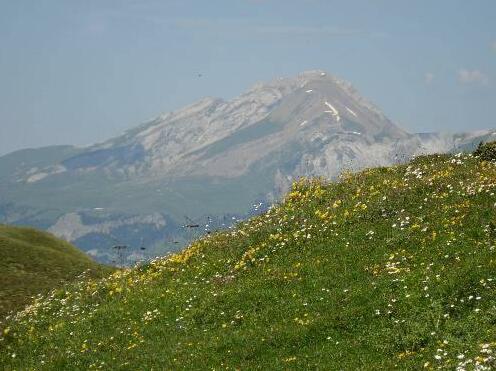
[0,224,112,319]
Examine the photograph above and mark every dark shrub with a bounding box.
[474,141,496,162]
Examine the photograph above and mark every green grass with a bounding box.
[0,225,113,320]
[1,151,496,369]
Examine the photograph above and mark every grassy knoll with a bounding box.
[0,225,113,320]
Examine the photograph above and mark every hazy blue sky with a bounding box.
[1,0,495,155]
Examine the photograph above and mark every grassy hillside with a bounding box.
[1,151,496,369]
[0,225,113,319]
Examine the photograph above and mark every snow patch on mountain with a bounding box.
[324,101,341,122]
[345,106,358,117]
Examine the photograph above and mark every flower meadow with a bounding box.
[1,151,496,370]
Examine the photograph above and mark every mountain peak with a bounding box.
[26,71,413,179]
[249,70,331,92]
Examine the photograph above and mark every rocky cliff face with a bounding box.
[0,70,493,263]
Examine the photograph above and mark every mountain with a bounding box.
[2,151,496,369]
[0,70,493,263]
[0,224,112,319]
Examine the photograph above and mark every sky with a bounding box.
[0,0,495,156]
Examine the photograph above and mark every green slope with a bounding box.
[2,151,496,369]
[0,225,113,319]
